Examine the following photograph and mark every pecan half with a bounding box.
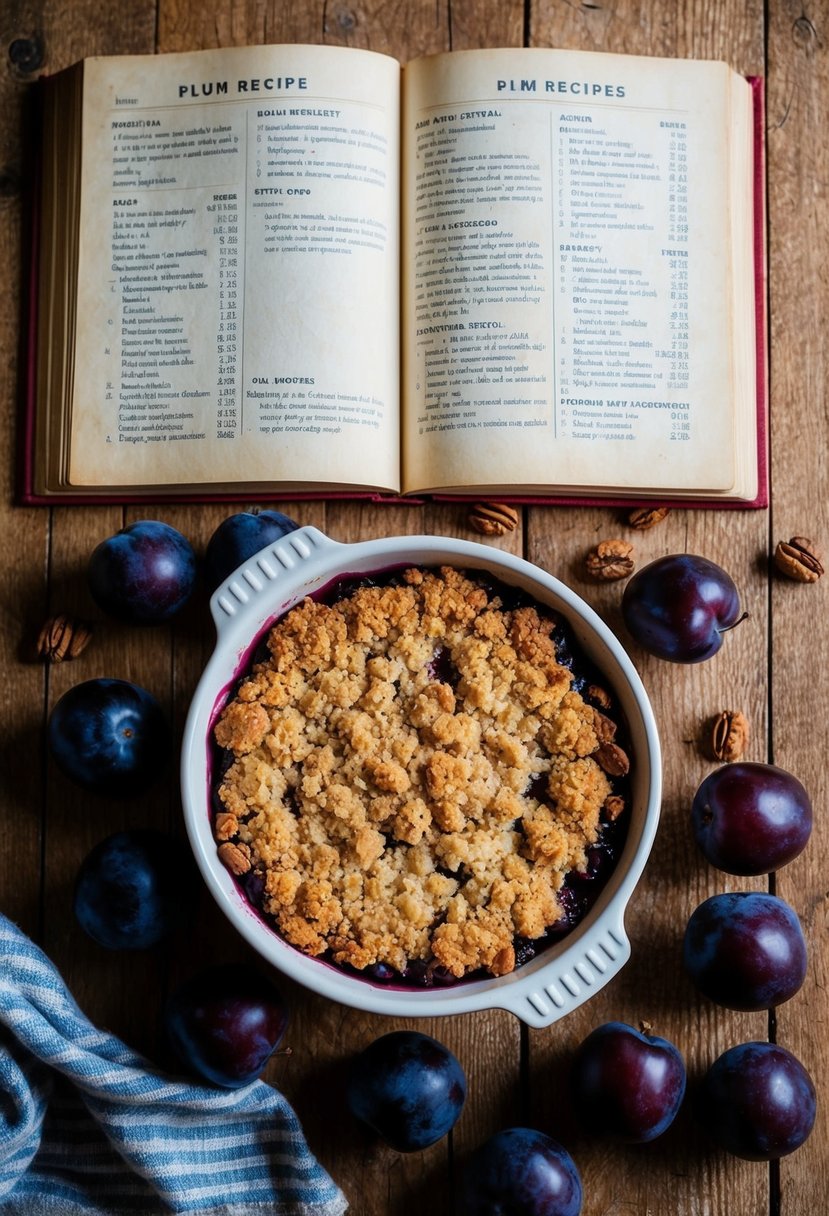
[592,708,618,744]
[217,841,251,875]
[627,506,670,530]
[594,741,630,776]
[707,710,749,763]
[585,540,635,581]
[36,614,93,662]
[585,684,612,710]
[468,502,520,536]
[214,812,239,842]
[603,794,626,821]
[774,537,824,583]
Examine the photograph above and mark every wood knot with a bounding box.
[336,8,357,30]
[8,34,45,74]
[792,15,820,50]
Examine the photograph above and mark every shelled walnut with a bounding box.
[585,540,635,581]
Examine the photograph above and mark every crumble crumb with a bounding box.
[213,567,623,979]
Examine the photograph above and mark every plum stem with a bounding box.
[718,611,749,636]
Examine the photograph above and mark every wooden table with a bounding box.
[1,1,826,1213]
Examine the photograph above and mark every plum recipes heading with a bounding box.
[497,78,625,96]
[156,76,626,100]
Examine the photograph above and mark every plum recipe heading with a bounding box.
[176,77,309,98]
[112,75,630,102]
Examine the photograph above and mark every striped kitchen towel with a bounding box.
[0,914,348,1214]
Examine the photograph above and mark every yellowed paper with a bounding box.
[401,48,748,495]
[70,44,400,491]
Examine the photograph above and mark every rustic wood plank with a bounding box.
[158,0,450,59]
[42,505,176,1056]
[0,0,157,958]
[525,3,771,1215]
[527,508,771,1211]
[0,0,49,936]
[449,1,525,49]
[766,1,829,1210]
[14,0,161,1053]
[0,0,133,938]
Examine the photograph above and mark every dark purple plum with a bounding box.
[683,891,807,1011]
[47,678,170,796]
[74,829,191,949]
[691,762,812,875]
[88,519,197,625]
[700,1042,816,1160]
[204,509,299,592]
[165,963,289,1088]
[621,554,743,662]
[570,1021,686,1143]
[461,1127,582,1216]
[346,1030,466,1152]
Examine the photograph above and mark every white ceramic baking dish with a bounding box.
[181,526,661,1028]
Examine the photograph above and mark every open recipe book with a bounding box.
[25,43,766,505]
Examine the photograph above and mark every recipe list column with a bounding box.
[211,191,242,441]
[105,110,249,456]
[403,87,708,491]
[551,107,693,446]
[73,47,400,490]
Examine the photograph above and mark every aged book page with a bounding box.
[67,44,401,492]
[401,48,756,498]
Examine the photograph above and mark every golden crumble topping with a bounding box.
[212,567,625,980]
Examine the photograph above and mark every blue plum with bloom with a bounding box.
[570,1021,686,1142]
[165,963,289,1088]
[691,762,812,875]
[700,1042,816,1160]
[204,509,299,592]
[47,678,170,796]
[74,829,190,949]
[88,519,196,624]
[683,891,807,1010]
[622,554,743,662]
[346,1030,466,1152]
[461,1127,582,1216]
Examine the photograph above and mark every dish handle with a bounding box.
[208,526,342,635]
[495,915,631,1029]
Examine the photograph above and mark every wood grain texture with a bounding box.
[0,1,822,1214]
[766,1,829,1210]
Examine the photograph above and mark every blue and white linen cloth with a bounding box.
[0,915,348,1214]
